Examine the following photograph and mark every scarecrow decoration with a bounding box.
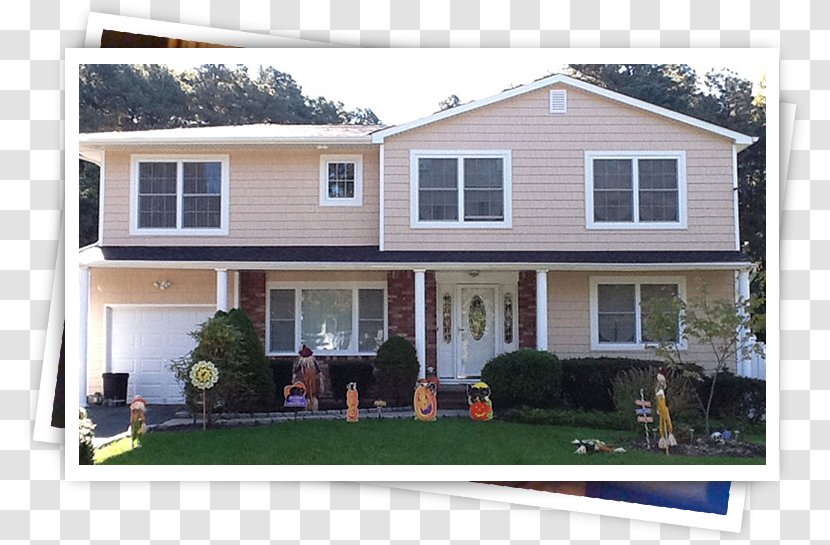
[655,368,678,454]
[346,382,359,423]
[414,381,437,422]
[466,381,494,421]
[294,344,322,412]
[128,395,148,448]
[189,360,219,431]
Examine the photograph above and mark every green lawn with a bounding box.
[96,418,765,465]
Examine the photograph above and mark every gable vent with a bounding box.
[549,89,567,114]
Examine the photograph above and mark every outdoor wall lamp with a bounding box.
[153,280,172,290]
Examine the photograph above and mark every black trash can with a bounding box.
[102,372,129,406]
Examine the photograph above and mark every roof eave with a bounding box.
[79,136,375,147]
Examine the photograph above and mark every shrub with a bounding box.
[501,406,630,430]
[374,336,419,406]
[169,312,253,422]
[79,408,96,465]
[328,361,376,407]
[225,308,276,411]
[609,366,698,431]
[480,349,562,410]
[560,357,662,411]
[270,360,294,410]
[699,371,766,423]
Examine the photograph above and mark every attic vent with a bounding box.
[549,89,567,114]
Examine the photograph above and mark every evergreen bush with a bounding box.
[480,349,562,410]
[374,336,419,406]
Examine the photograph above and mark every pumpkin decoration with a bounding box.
[414,381,437,422]
[346,382,359,423]
[466,381,493,421]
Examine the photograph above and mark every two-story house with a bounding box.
[78,74,757,405]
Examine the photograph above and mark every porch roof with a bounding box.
[80,245,754,270]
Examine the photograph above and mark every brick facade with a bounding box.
[239,270,267,344]
[518,270,537,349]
[386,270,415,344]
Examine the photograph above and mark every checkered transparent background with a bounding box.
[1,0,826,541]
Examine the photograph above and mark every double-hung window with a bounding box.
[585,151,686,229]
[319,154,363,206]
[132,155,229,235]
[590,276,685,350]
[411,150,512,228]
[267,283,386,355]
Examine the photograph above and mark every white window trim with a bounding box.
[130,154,230,236]
[319,154,363,206]
[265,281,388,357]
[584,151,687,230]
[410,149,513,229]
[589,275,687,352]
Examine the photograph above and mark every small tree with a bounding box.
[641,286,764,436]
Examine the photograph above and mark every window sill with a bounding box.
[586,222,687,230]
[130,228,229,236]
[410,220,513,229]
[591,342,687,352]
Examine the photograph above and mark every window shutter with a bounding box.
[549,89,567,113]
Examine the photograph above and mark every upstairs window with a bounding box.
[585,151,686,229]
[319,154,363,206]
[411,150,512,228]
[131,155,229,235]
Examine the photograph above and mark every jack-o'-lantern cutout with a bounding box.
[283,382,307,409]
[346,382,359,423]
[414,381,437,422]
[466,381,493,421]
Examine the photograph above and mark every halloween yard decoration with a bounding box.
[129,395,147,448]
[346,382,359,423]
[467,381,494,421]
[635,389,654,448]
[189,360,219,431]
[294,345,322,412]
[373,399,387,419]
[283,382,308,409]
[655,369,678,454]
[414,381,437,422]
[571,439,626,455]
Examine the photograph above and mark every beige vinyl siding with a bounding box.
[383,85,737,251]
[86,268,217,395]
[548,269,735,372]
[101,145,379,246]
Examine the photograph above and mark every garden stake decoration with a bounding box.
[346,382,359,423]
[635,388,653,449]
[128,395,148,448]
[189,360,219,431]
[466,381,494,421]
[655,368,678,454]
[414,381,437,422]
[373,399,386,419]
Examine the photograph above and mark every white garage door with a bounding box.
[109,306,215,404]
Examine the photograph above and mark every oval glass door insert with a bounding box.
[469,295,487,340]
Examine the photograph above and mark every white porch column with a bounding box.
[536,270,549,351]
[736,268,752,375]
[414,269,426,379]
[232,270,240,309]
[79,266,90,407]
[216,269,229,312]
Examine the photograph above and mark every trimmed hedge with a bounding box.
[700,371,766,423]
[560,357,662,411]
[328,361,376,408]
[270,360,294,410]
[480,349,562,410]
[225,308,276,411]
[501,406,631,431]
[374,336,419,406]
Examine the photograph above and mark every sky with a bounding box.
[166,49,769,126]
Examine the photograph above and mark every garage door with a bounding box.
[109,306,215,404]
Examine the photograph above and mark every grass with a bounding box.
[95,418,765,465]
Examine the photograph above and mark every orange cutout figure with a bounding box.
[414,381,437,422]
[346,382,359,423]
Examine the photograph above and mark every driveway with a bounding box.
[86,404,185,439]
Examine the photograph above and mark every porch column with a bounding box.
[232,270,240,309]
[536,270,549,351]
[414,269,426,379]
[79,266,90,407]
[736,268,752,375]
[216,268,229,312]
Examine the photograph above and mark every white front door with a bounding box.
[457,285,497,379]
